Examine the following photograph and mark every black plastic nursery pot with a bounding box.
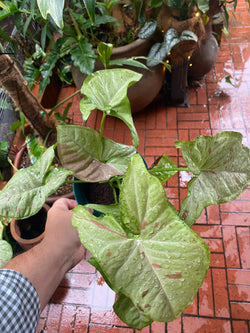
[73,155,148,216]
[73,180,116,217]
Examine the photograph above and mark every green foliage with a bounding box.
[70,36,97,75]
[37,0,65,29]
[72,154,210,328]
[24,44,47,90]
[0,238,13,267]
[138,21,157,39]
[0,216,12,266]
[149,154,178,182]
[79,68,141,147]
[39,46,59,97]
[99,0,121,16]
[0,146,73,219]
[54,102,72,124]
[11,113,26,135]
[0,60,249,328]
[0,141,9,168]
[0,0,51,55]
[225,74,236,87]
[175,132,250,226]
[97,42,114,68]
[25,133,43,165]
[83,0,96,23]
[97,42,149,70]
[57,125,137,182]
[147,28,198,67]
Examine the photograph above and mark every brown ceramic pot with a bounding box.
[10,203,50,251]
[188,22,219,81]
[71,37,166,113]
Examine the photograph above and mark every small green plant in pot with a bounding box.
[0,68,250,329]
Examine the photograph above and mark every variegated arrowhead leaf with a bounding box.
[80,69,141,148]
[0,146,73,219]
[175,131,250,226]
[72,154,210,329]
[57,125,136,182]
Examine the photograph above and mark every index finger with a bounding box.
[52,198,78,211]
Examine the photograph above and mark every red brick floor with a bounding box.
[37,2,250,332]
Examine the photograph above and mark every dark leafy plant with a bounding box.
[0,141,9,169]
[0,0,200,97]
[0,0,53,55]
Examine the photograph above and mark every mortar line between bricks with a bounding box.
[57,304,64,333]
[41,302,50,332]
[181,313,245,320]
[209,267,216,319]
[206,79,213,137]
[235,226,244,270]
[221,225,234,331]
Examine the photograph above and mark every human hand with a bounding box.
[43,198,84,271]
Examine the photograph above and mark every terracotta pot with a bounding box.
[10,204,50,250]
[71,37,165,113]
[188,22,219,81]
[13,144,29,171]
[13,144,75,205]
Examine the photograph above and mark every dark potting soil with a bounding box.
[85,182,119,205]
[17,207,47,239]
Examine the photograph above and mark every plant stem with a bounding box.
[48,89,81,116]
[99,112,107,138]
[68,6,82,39]
[109,176,122,204]
[112,185,118,204]
[149,167,189,173]
[65,180,85,184]
[89,26,96,42]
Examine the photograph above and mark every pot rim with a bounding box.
[10,203,50,249]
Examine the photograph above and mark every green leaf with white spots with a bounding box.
[80,69,141,148]
[0,240,12,267]
[72,154,210,329]
[175,131,250,226]
[0,146,73,219]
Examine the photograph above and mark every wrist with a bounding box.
[39,238,74,273]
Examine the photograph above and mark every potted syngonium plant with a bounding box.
[1,68,250,329]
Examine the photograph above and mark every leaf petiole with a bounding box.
[149,167,189,173]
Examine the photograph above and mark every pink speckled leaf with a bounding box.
[175,131,250,226]
[72,154,210,328]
